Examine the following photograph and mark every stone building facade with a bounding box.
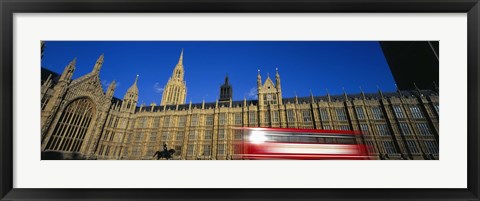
[41,51,439,160]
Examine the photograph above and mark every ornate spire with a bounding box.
[275,67,281,89]
[359,86,366,100]
[93,53,104,73]
[294,91,298,104]
[126,74,139,94]
[257,68,262,87]
[161,50,187,106]
[275,67,283,104]
[106,80,116,98]
[310,89,314,103]
[326,88,331,102]
[59,57,76,82]
[170,49,185,81]
[71,57,77,66]
[134,74,139,86]
[377,85,384,99]
[122,75,139,113]
[342,87,348,100]
[178,48,184,66]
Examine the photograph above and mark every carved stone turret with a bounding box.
[92,53,104,74]
[106,80,116,99]
[121,75,139,113]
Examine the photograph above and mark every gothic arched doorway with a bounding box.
[45,98,95,152]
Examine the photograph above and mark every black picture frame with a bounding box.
[1,0,479,200]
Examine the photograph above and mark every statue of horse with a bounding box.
[153,149,176,160]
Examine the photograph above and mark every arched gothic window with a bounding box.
[46,98,95,152]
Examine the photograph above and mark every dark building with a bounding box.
[380,41,439,91]
[219,74,232,102]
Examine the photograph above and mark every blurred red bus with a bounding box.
[233,127,371,160]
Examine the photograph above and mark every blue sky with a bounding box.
[41,41,396,105]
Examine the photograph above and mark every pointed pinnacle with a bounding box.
[134,74,139,84]
[97,54,104,63]
[178,49,184,65]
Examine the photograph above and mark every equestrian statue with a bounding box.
[153,143,176,160]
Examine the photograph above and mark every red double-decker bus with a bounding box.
[233,127,371,160]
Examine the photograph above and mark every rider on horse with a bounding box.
[153,143,175,160]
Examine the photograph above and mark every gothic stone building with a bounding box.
[40,51,439,160]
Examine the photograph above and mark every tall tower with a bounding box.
[275,68,283,105]
[160,49,187,106]
[219,74,232,102]
[121,75,139,113]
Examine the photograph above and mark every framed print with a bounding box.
[1,0,479,201]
